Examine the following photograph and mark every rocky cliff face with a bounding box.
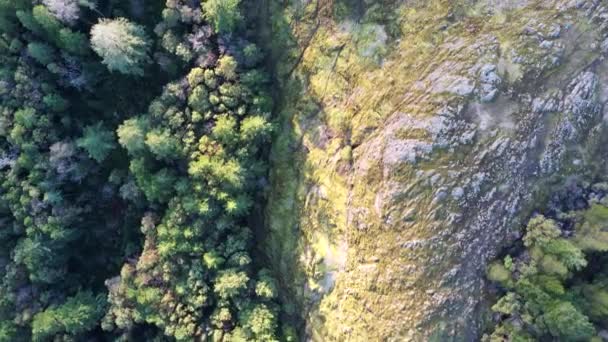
[263,0,608,340]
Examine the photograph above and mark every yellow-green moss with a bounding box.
[263,0,600,340]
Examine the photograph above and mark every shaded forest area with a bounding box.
[3,0,608,341]
[0,0,294,340]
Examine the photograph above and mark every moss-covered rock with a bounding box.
[264,0,608,340]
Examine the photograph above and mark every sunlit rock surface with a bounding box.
[264,0,608,340]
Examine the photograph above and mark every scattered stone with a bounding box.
[451,187,465,199]
[478,64,501,103]
[540,40,554,49]
[547,24,562,38]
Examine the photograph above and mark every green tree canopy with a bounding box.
[32,291,106,341]
[239,304,278,341]
[214,269,249,299]
[202,0,242,34]
[77,122,116,162]
[145,129,182,160]
[90,18,151,76]
[117,117,148,155]
[542,302,595,341]
[27,42,54,65]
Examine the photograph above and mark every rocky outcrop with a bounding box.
[264,0,608,340]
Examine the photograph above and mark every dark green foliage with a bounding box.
[58,28,88,55]
[129,158,177,202]
[541,302,595,341]
[32,5,62,37]
[101,2,284,339]
[575,204,608,251]
[77,123,116,162]
[0,1,147,339]
[202,0,243,34]
[31,291,106,341]
[255,270,278,300]
[42,93,68,111]
[575,274,608,321]
[0,321,20,342]
[27,42,54,65]
[0,0,287,340]
[485,196,608,341]
[16,10,43,35]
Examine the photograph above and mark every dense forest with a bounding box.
[0,0,292,340]
[485,182,608,341]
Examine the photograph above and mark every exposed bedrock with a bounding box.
[264,0,608,340]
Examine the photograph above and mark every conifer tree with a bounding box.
[90,18,151,76]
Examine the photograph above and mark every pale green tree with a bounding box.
[90,18,151,75]
[202,0,242,34]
